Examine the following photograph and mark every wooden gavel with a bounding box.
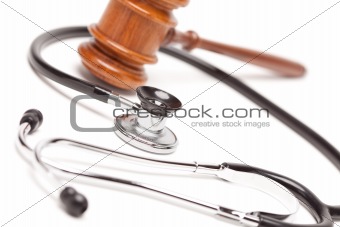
[78,0,306,90]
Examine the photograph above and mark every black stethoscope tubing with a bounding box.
[28,26,340,226]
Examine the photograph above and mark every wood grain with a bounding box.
[164,29,306,77]
[79,0,306,90]
[78,0,188,89]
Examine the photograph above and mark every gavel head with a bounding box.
[78,0,189,90]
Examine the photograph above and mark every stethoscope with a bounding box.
[16,109,334,227]
[24,26,340,226]
[17,109,301,224]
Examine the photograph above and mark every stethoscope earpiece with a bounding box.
[60,187,88,217]
[19,109,43,134]
[114,86,182,154]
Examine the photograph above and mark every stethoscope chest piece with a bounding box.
[114,115,178,154]
[114,86,182,154]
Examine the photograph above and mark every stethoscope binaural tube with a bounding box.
[17,109,333,227]
[17,110,89,217]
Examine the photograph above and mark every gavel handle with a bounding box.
[163,29,306,77]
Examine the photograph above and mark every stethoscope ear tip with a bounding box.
[60,187,88,217]
[20,109,43,134]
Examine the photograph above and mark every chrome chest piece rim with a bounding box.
[113,86,181,154]
[114,114,178,154]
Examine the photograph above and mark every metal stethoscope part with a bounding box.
[113,86,182,154]
[17,109,299,226]
[105,86,181,154]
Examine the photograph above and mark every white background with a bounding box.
[1,0,340,226]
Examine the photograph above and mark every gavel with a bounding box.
[78,0,306,90]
